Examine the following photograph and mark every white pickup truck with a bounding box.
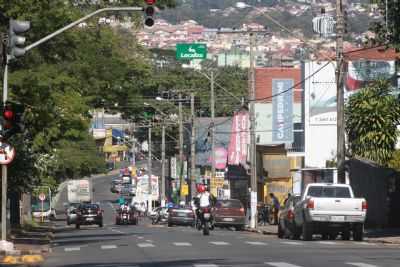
[294,183,367,241]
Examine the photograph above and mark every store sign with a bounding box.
[272,79,293,143]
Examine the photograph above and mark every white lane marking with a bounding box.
[101,245,117,250]
[194,265,219,267]
[280,241,303,246]
[137,236,144,239]
[145,239,153,243]
[110,228,125,234]
[209,241,230,246]
[346,263,378,267]
[137,243,155,248]
[64,247,81,252]
[245,241,267,246]
[173,242,192,246]
[353,242,376,246]
[317,241,338,245]
[265,262,302,267]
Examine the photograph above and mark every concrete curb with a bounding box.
[366,238,400,245]
[245,227,277,236]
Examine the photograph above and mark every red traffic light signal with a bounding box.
[145,0,156,4]
[3,109,14,121]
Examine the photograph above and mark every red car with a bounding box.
[212,199,246,231]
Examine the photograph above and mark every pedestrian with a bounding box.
[269,193,280,225]
[261,203,269,226]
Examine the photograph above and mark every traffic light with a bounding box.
[144,0,156,27]
[1,101,25,140]
[8,19,30,58]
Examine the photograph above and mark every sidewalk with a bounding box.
[0,222,54,266]
[245,224,400,244]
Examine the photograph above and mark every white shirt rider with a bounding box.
[199,191,211,208]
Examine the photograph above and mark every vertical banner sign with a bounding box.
[272,79,293,143]
[228,111,249,166]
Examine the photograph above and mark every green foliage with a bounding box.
[0,0,178,192]
[370,0,400,49]
[388,150,400,172]
[345,80,400,166]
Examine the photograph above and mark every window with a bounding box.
[307,186,351,198]
[216,200,243,208]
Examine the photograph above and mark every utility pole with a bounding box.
[336,0,345,183]
[249,32,257,229]
[190,93,196,199]
[1,33,7,242]
[210,71,216,193]
[161,124,166,206]
[148,125,152,212]
[178,93,184,202]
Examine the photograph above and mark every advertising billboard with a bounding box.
[228,111,249,166]
[306,61,337,125]
[272,79,294,143]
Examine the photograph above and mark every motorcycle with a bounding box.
[116,207,138,225]
[199,207,213,236]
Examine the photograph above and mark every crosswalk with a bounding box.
[62,239,377,252]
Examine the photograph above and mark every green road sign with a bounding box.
[176,43,207,60]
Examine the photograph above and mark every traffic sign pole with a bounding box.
[41,199,44,223]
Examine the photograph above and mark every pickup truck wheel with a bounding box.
[353,223,364,241]
[302,222,313,241]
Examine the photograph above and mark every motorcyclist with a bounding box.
[195,184,214,228]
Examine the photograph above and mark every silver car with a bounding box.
[65,203,80,225]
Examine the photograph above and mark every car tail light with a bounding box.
[287,209,294,220]
[307,199,314,210]
[362,200,367,211]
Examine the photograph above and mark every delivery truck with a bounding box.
[67,179,92,204]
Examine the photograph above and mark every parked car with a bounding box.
[278,195,301,239]
[65,202,80,225]
[212,199,246,231]
[75,203,104,229]
[168,206,195,227]
[294,183,367,241]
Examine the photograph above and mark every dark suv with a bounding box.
[75,203,103,229]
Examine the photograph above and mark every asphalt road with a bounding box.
[44,174,400,267]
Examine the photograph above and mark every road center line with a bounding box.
[280,241,303,246]
[64,247,81,252]
[137,243,155,248]
[173,242,192,246]
[265,262,302,267]
[346,263,378,267]
[245,241,268,246]
[317,241,337,245]
[194,264,219,267]
[101,245,117,250]
[209,241,230,246]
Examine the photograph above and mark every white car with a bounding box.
[294,183,367,241]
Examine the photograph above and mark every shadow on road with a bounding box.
[47,258,228,267]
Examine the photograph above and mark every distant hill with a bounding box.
[159,0,378,38]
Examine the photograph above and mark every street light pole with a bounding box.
[336,0,346,183]
[190,93,196,199]
[249,32,257,230]
[178,93,185,202]
[210,71,216,193]
[161,124,166,206]
[148,125,152,212]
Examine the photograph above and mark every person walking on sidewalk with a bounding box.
[269,193,280,225]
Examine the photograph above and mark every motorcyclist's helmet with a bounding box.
[197,184,206,193]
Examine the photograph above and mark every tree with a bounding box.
[345,80,400,166]
[370,0,400,49]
